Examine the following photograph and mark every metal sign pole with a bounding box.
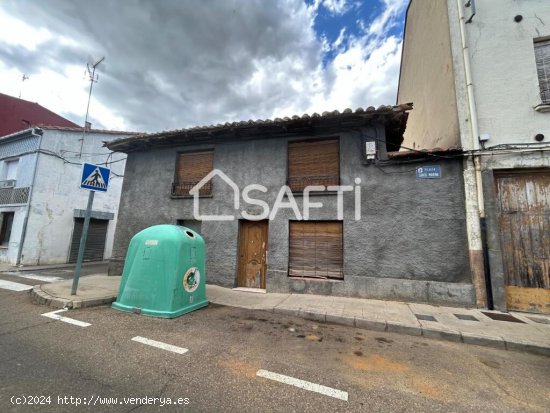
[71,190,95,295]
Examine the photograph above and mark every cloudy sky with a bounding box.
[0,0,407,133]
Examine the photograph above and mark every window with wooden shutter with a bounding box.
[535,39,550,104]
[172,150,213,196]
[289,221,343,279]
[287,139,339,192]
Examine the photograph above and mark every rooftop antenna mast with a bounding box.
[19,74,29,98]
[79,56,105,158]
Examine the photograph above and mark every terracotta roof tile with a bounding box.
[106,103,413,152]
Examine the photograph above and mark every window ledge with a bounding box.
[288,276,344,283]
[289,191,340,197]
[534,103,550,113]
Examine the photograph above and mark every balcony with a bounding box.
[287,175,339,193]
[171,181,212,197]
[0,186,30,205]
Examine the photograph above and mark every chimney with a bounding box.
[85,121,92,131]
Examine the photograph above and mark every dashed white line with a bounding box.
[256,369,348,401]
[131,336,189,354]
[0,279,33,291]
[41,309,91,327]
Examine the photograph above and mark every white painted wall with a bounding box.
[0,142,39,264]
[0,206,26,264]
[20,129,127,265]
[453,0,550,150]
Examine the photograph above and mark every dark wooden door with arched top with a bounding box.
[238,220,268,289]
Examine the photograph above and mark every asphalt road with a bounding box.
[0,281,549,412]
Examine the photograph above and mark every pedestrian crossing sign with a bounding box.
[80,163,110,192]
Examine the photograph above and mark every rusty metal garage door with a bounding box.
[68,218,108,263]
[495,170,550,313]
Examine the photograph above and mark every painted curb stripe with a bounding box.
[256,369,348,401]
[131,336,189,355]
[0,280,33,291]
[41,309,91,327]
[11,273,64,282]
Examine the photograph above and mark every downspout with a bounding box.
[456,0,492,308]
[16,127,43,266]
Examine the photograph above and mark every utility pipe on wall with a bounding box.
[456,0,492,308]
[456,0,484,217]
[16,128,43,266]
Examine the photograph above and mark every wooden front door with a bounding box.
[495,170,550,313]
[238,220,268,289]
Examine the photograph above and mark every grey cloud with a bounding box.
[2,0,399,132]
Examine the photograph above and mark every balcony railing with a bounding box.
[287,175,339,192]
[0,186,30,205]
[171,181,212,197]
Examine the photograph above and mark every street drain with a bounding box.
[415,314,437,322]
[454,314,478,321]
[481,312,525,323]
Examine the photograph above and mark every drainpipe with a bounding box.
[16,128,43,266]
[456,0,492,308]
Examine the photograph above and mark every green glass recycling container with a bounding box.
[112,224,208,318]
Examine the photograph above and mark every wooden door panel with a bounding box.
[496,170,550,313]
[238,221,268,289]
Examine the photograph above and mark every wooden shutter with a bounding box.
[288,139,339,192]
[535,39,550,104]
[173,151,213,196]
[289,221,343,279]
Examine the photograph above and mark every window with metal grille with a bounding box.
[288,221,343,280]
[287,139,339,192]
[0,212,14,247]
[535,39,550,104]
[172,150,213,197]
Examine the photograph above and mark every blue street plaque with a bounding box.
[416,165,442,179]
[80,163,110,192]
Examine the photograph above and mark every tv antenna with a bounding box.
[19,74,29,98]
[79,56,105,158]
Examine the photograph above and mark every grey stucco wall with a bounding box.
[109,130,474,306]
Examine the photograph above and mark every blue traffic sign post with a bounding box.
[71,163,111,295]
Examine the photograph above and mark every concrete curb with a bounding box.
[30,285,116,309]
[218,302,550,357]
[1,261,108,273]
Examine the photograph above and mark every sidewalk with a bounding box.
[207,285,550,357]
[29,277,549,356]
[31,275,121,309]
[0,260,109,273]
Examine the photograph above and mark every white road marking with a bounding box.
[41,309,91,327]
[256,369,348,401]
[0,279,33,291]
[131,336,189,355]
[4,272,63,282]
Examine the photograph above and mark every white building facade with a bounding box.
[398,0,550,313]
[0,126,128,266]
